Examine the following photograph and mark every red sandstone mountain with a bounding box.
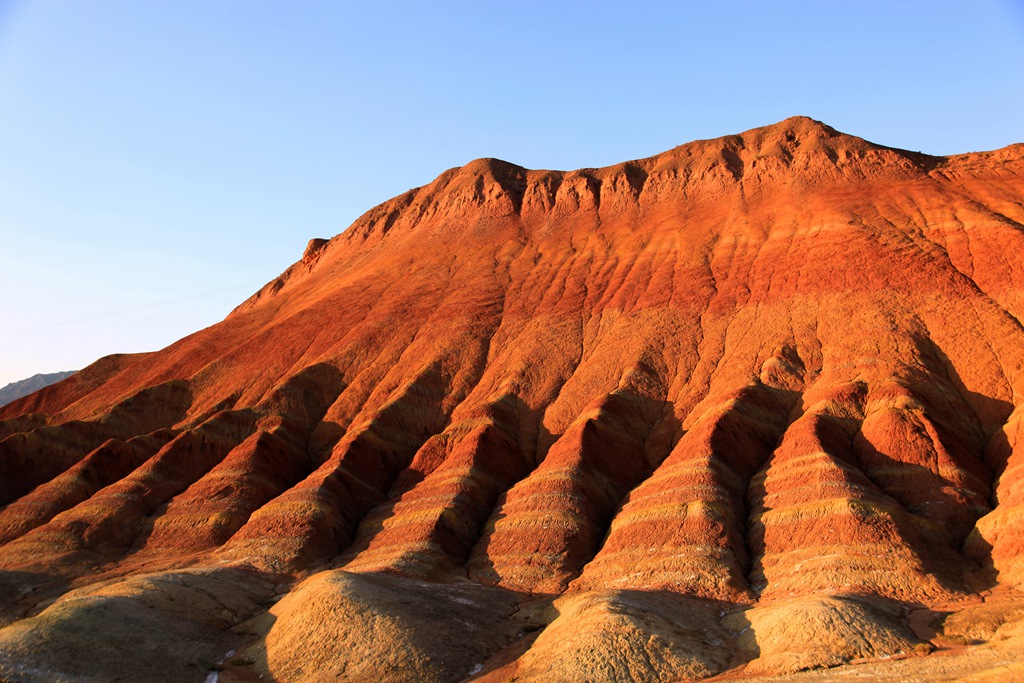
[2,117,1024,681]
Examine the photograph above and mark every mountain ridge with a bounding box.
[0,371,76,408]
[11,116,1021,427]
[2,117,1024,681]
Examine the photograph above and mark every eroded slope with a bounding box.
[2,117,1024,681]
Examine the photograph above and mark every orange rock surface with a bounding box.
[2,117,1024,681]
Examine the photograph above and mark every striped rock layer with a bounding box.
[2,117,1024,682]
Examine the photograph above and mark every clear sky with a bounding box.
[0,1,1022,387]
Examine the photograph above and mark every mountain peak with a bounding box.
[326,116,946,256]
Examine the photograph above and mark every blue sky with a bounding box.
[0,1,1022,386]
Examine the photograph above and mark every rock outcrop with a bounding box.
[2,117,1024,681]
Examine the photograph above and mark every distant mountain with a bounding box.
[0,371,76,407]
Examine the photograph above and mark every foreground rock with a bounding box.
[257,571,522,682]
[0,567,275,682]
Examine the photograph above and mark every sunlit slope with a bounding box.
[2,117,1024,682]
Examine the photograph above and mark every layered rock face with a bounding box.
[2,117,1024,681]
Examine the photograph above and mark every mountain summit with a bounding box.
[2,118,1024,681]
